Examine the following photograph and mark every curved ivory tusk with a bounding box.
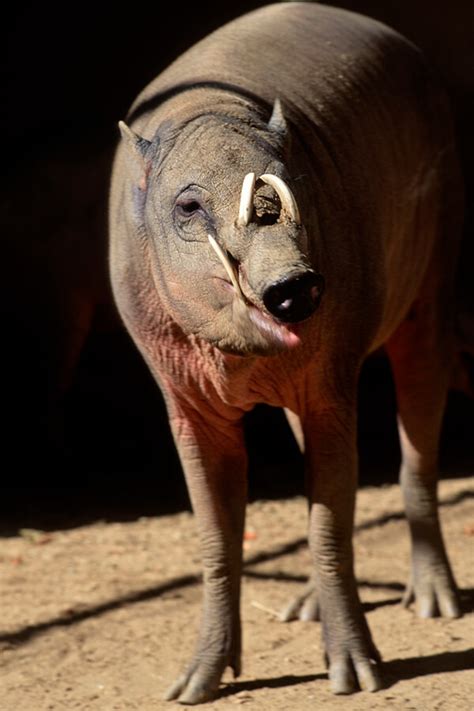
[208,233,245,301]
[237,172,256,226]
[258,174,301,225]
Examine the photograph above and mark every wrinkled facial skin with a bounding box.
[139,116,321,356]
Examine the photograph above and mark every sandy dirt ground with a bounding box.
[1,477,473,710]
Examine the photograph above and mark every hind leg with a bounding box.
[386,297,461,618]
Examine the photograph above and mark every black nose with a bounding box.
[262,271,325,323]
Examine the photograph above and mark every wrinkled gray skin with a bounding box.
[109,2,463,704]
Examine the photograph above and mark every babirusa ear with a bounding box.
[268,98,287,139]
[119,121,151,159]
[118,121,153,189]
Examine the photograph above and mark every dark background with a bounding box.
[2,1,473,531]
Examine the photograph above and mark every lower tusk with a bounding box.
[237,172,256,226]
[259,174,301,224]
[208,233,245,301]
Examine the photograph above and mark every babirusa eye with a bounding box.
[176,199,202,216]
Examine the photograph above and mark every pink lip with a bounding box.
[247,304,301,348]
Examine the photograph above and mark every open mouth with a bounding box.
[213,271,302,349]
[247,304,301,348]
[209,232,304,349]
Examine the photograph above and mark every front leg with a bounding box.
[164,399,247,705]
[305,398,382,694]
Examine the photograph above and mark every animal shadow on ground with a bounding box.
[219,647,474,698]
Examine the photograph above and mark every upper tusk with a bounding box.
[208,233,245,301]
[258,174,301,225]
[237,172,256,226]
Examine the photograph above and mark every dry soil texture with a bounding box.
[1,478,473,710]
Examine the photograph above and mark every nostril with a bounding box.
[262,271,324,323]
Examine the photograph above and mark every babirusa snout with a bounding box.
[237,172,301,226]
[263,271,325,323]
